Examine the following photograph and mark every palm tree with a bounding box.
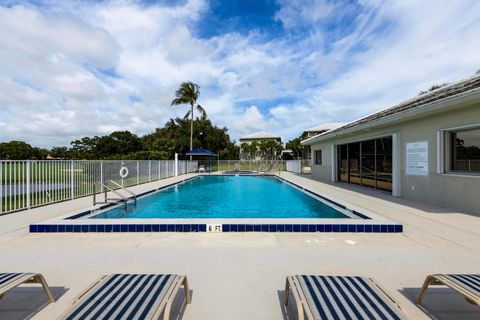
[171,82,206,160]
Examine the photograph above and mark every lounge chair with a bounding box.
[416,274,480,306]
[58,273,190,320]
[0,272,55,303]
[198,165,205,173]
[284,275,405,320]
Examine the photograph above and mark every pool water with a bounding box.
[91,176,349,219]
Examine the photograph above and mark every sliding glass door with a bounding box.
[337,136,392,192]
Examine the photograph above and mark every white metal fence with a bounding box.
[0,159,197,215]
[454,159,480,172]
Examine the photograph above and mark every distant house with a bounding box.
[302,123,344,159]
[239,132,282,160]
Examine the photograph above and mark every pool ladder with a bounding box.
[93,179,137,212]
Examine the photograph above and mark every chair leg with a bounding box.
[183,277,191,304]
[34,275,56,303]
[284,278,290,305]
[416,276,435,304]
[163,300,172,320]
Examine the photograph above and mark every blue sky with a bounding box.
[0,0,479,147]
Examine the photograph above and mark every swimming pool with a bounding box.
[29,174,404,233]
[90,175,351,219]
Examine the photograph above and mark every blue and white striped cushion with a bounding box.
[61,274,174,320]
[0,273,27,289]
[298,275,403,320]
[444,274,480,297]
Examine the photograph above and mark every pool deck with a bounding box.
[0,172,479,319]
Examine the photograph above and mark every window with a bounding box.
[337,136,392,191]
[449,127,480,173]
[315,150,322,165]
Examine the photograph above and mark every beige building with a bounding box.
[302,75,480,214]
[239,132,282,160]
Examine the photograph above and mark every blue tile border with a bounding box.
[29,223,403,233]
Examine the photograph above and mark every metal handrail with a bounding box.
[93,180,137,211]
[104,179,136,198]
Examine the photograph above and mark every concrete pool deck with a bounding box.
[0,172,479,319]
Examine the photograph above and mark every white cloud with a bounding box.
[0,0,479,149]
[231,106,281,139]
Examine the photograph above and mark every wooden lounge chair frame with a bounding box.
[60,274,190,320]
[0,273,56,303]
[416,274,480,306]
[284,275,404,320]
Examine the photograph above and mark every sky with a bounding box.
[0,0,479,148]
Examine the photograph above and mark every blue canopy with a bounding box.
[185,148,218,157]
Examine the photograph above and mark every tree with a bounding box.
[240,142,259,160]
[50,147,69,159]
[141,117,238,159]
[286,137,303,159]
[258,140,269,160]
[171,81,206,160]
[249,141,258,159]
[265,140,283,159]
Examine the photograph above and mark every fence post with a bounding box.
[137,161,140,185]
[175,153,178,176]
[26,160,30,210]
[0,161,2,214]
[100,161,104,192]
[70,160,74,199]
[149,161,151,182]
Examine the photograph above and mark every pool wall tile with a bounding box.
[29,222,403,234]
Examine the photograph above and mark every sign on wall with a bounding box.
[406,141,429,176]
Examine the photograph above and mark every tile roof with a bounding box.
[240,132,281,139]
[304,75,480,143]
[304,123,345,132]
